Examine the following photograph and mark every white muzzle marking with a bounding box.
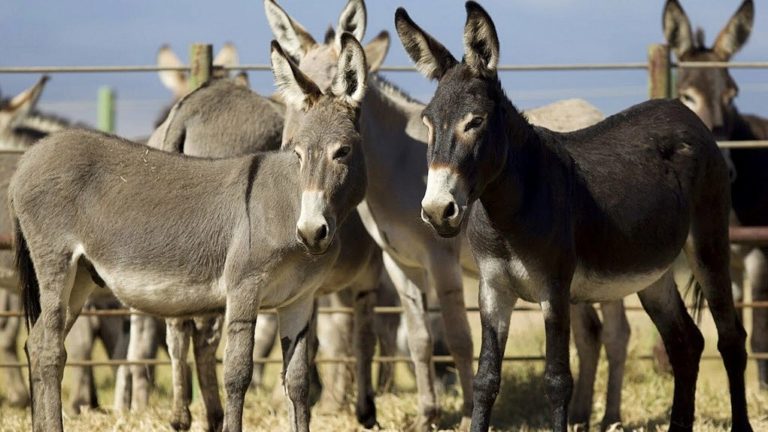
[421,167,467,230]
[296,191,332,253]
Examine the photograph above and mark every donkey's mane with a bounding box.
[694,27,707,51]
[20,110,72,132]
[369,73,424,106]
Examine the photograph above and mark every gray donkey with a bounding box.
[662,0,768,388]
[148,51,384,430]
[396,2,751,431]
[0,76,133,415]
[11,33,370,432]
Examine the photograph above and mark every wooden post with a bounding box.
[188,43,213,92]
[648,43,672,100]
[97,86,115,133]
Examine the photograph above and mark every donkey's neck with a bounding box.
[479,97,559,230]
[358,76,427,189]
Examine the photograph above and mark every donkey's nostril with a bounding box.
[442,202,457,220]
[315,224,328,243]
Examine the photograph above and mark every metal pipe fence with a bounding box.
[0,46,767,369]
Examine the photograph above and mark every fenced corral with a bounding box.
[1,41,767,372]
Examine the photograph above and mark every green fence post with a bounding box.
[97,86,115,133]
[188,43,213,92]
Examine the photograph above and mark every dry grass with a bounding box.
[2,275,768,431]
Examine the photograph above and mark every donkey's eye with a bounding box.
[294,149,302,162]
[333,146,351,160]
[465,116,485,132]
[680,93,695,104]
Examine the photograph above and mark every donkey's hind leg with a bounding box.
[600,300,629,431]
[192,315,224,432]
[27,254,90,432]
[640,271,702,429]
[569,303,601,431]
[639,271,703,431]
[0,291,29,407]
[250,313,278,391]
[277,296,317,432]
[167,318,194,431]
[687,185,752,431]
[745,248,768,389]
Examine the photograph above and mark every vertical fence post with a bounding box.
[97,86,115,133]
[188,43,213,92]
[648,43,672,100]
[187,42,212,404]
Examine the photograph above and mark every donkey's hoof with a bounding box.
[603,422,624,432]
[571,422,589,432]
[457,415,471,431]
[170,408,192,431]
[8,394,30,408]
[355,394,377,429]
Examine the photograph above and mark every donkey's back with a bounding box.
[550,99,728,282]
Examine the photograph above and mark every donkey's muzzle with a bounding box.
[421,202,463,238]
[296,191,335,255]
[296,222,332,255]
[421,167,466,238]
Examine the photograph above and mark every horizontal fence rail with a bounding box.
[4,302,768,319]
[2,354,768,369]
[0,60,766,74]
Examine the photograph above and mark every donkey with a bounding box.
[396,2,752,431]
[11,34,370,432]
[663,0,768,388]
[111,42,276,418]
[265,1,475,428]
[0,77,136,415]
[147,47,383,431]
[154,43,242,127]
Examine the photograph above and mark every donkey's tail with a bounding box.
[682,274,705,325]
[14,218,40,330]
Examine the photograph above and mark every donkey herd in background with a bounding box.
[0,0,766,431]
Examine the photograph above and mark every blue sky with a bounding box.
[1,0,766,137]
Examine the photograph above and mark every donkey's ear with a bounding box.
[713,0,754,60]
[364,31,390,72]
[662,0,695,59]
[395,7,457,80]
[2,76,48,127]
[157,44,188,98]
[270,41,323,111]
[214,42,240,68]
[264,0,317,62]
[463,1,499,75]
[331,33,367,108]
[335,0,366,51]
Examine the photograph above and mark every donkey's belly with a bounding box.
[92,264,226,317]
[569,265,669,303]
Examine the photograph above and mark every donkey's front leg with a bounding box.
[541,282,574,432]
[383,252,437,430]
[277,296,317,432]
[471,276,517,432]
[353,284,378,428]
[223,294,259,432]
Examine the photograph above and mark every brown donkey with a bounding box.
[663,0,768,388]
[11,34,369,432]
[396,2,751,431]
